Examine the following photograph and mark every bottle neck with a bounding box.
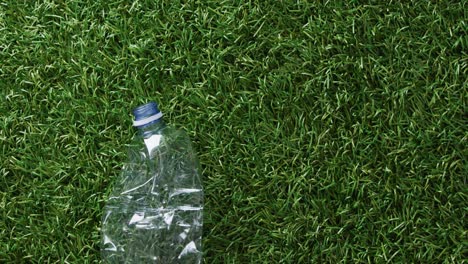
[136,119,166,138]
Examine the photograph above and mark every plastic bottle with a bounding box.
[101,102,203,263]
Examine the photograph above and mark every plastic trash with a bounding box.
[101,102,203,263]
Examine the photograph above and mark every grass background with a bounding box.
[1,0,466,263]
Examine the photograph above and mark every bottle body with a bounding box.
[101,121,203,263]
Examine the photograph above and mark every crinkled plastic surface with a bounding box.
[101,124,203,263]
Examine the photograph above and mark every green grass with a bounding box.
[1,0,466,263]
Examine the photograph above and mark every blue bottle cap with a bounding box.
[132,102,163,127]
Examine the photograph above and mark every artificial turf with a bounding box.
[1,0,466,263]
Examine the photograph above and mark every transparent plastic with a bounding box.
[101,120,203,263]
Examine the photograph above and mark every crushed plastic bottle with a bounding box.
[101,102,203,263]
